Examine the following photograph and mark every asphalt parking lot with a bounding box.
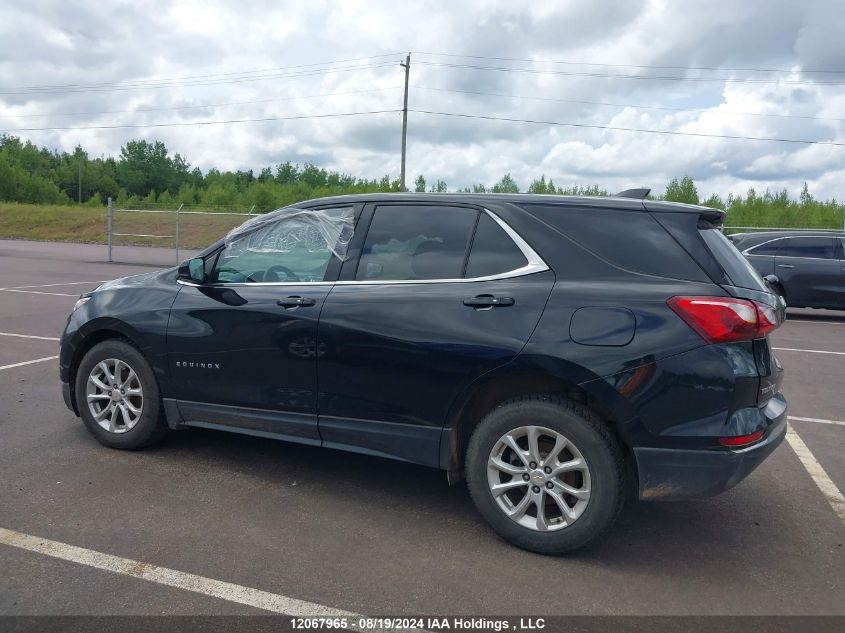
[1,238,843,617]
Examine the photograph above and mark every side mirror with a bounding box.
[178,257,206,284]
[763,274,779,288]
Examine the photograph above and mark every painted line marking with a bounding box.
[0,356,59,371]
[0,527,379,627]
[788,416,845,427]
[0,332,60,342]
[773,347,845,356]
[0,289,79,297]
[785,320,845,326]
[785,424,845,525]
[0,281,106,290]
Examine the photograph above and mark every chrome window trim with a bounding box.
[177,208,549,288]
[743,235,842,261]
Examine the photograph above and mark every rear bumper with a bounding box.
[634,396,787,500]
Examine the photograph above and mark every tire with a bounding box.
[466,395,624,554]
[74,339,168,450]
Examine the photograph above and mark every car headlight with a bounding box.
[73,296,91,312]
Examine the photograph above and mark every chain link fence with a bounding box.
[106,198,256,264]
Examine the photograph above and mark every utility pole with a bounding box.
[399,52,410,192]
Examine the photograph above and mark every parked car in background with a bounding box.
[60,193,788,553]
[728,231,845,310]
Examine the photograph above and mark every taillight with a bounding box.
[667,296,780,343]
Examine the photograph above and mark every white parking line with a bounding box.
[785,425,845,525]
[0,332,60,342]
[0,356,59,371]
[785,320,845,326]
[0,289,79,297]
[789,416,845,427]
[773,347,845,356]
[0,527,366,622]
[0,281,106,290]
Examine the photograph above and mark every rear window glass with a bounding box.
[465,213,528,278]
[521,205,708,281]
[699,229,768,291]
[778,237,837,260]
[356,205,477,280]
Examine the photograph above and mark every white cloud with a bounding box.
[0,0,843,199]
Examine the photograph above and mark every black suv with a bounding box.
[728,230,845,310]
[60,193,787,553]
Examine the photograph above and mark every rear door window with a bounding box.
[746,239,783,256]
[465,213,528,278]
[778,237,837,260]
[356,205,477,280]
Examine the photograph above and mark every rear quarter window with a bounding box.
[699,228,768,292]
[519,204,709,282]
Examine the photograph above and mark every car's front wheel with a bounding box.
[466,395,624,554]
[75,339,168,449]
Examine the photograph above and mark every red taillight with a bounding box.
[667,296,780,343]
[719,430,765,447]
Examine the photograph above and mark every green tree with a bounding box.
[664,176,699,205]
[414,175,426,192]
[491,173,519,193]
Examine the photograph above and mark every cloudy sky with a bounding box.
[1,0,844,198]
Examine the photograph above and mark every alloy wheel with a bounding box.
[86,358,144,434]
[487,425,591,532]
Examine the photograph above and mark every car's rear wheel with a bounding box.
[466,395,624,554]
[75,339,168,449]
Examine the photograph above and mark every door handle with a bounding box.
[777,264,795,269]
[463,295,515,308]
[277,296,316,308]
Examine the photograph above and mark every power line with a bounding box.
[0,62,398,96]
[0,109,402,132]
[409,109,845,146]
[414,51,845,74]
[414,61,845,86]
[413,85,845,122]
[7,53,405,92]
[3,87,404,119]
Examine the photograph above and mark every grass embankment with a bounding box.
[0,203,248,249]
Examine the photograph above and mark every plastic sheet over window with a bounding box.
[223,207,355,261]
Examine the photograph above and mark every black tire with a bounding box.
[466,395,624,554]
[74,339,168,450]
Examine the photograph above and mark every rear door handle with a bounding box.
[463,295,515,308]
[777,264,795,269]
[277,296,316,308]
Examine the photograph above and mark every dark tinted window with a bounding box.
[699,228,767,291]
[778,237,837,260]
[356,205,477,280]
[521,205,708,281]
[465,213,528,278]
[747,239,783,256]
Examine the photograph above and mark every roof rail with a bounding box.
[614,188,651,200]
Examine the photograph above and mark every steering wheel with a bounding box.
[266,265,300,282]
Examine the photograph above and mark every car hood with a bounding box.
[94,268,176,292]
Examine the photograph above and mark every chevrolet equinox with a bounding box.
[60,192,788,553]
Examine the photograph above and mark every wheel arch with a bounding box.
[66,320,147,415]
[440,358,634,482]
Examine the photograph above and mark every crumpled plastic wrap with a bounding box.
[223,206,355,260]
